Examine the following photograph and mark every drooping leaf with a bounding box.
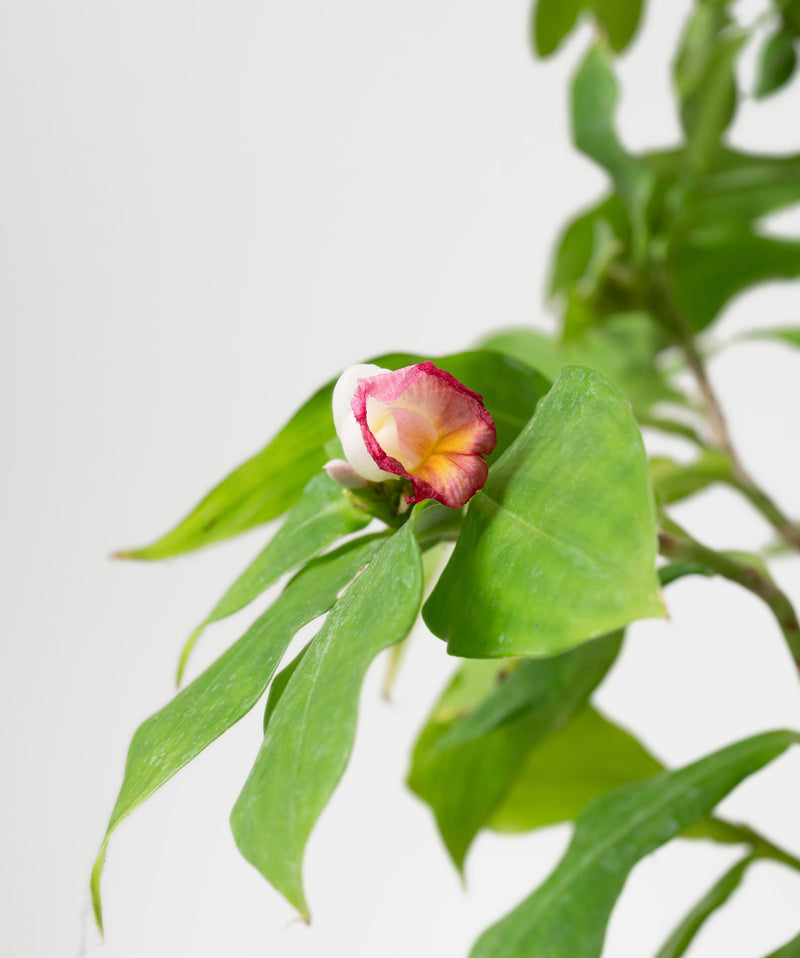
[119,351,549,560]
[571,43,654,252]
[591,0,644,53]
[90,533,385,934]
[755,30,797,99]
[671,229,800,332]
[654,854,756,958]
[650,450,734,505]
[230,519,423,917]
[482,313,683,419]
[488,706,663,833]
[469,731,800,958]
[408,632,621,870]
[177,473,371,682]
[424,366,663,658]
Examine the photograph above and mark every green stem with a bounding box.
[658,529,800,667]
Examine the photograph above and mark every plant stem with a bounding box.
[658,529,800,668]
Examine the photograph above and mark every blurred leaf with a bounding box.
[408,632,620,870]
[671,229,800,332]
[90,533,384,934]
[489,706,663,833]
[120,351,548,560]
[744,326,800,348]
[654,854,755,958]
[482,313,683,418]
[650,450,733,505]
[571,43,654,250]
[469,731,800,958]
[424,366,663,658]
[766,930,800,957]
[674,4,744,174]
[176,473,371,682]
[532,0,583,56]
[550,196,630,297]
[755,30,797,98]
[531,0,643,57]
[230,519,422,917]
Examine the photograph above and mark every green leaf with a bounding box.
[755,30,797,98]
[408,632,620,870]
[482,314,683,419]
[671,229,800,332]
[489,706,663,833]
[90,533,384,935]
[674,5,744,174]
[532,0,584,57]
[120,351,549,560]
[650,450,734,505]
[766,930,800,958]
[262,644,309,733]
[654,853,756,958]
[469,730,800,958]
[591,0,644,53]
[571,44,654,255]
[744,326,800,349]
[177,473,371,682]
[424,366,663,658]
[549,196,630,298]
[230,519,423,917]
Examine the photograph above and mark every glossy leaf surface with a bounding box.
[91,534,384,933]
[230,520,422,917]
[470,731,799,958]
[425,366,663,658]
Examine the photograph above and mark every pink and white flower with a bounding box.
[325,361,497,509]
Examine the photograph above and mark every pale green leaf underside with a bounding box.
[424,365,663,658]
[90,534,384,934]
[230,520,423,918]
[470,731,799,958]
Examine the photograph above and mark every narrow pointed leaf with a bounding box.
[230,520,423,917]
[90,533,384,934]
[424,366,663,658]
[650,451,734,506]
[744,327,800,349]
[654,854,756,958]
[469,731,799,958]
[766,931,800,958]
[177,473,371,681]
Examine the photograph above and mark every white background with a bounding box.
[3,1,800,956]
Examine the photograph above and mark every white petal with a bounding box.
[323,459,369,489]
[332,363,396,483]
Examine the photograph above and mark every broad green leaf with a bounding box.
[482,314,683,419]
[755,30,797,98]
[177,473,371,682]
[650,451,733,505]
[408,632,620,870]
[489,706,663,833]
[654,854,755,958]
[766,931,800,958]
[470,730,800,958]
[120,351,549,560]
[230,519,423,917]
[532,0,583,57]
[424,366,663,658]
[90,533,384,934]
[671,230,800,332]
[571,44,654,254]
[744,326,800,349]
